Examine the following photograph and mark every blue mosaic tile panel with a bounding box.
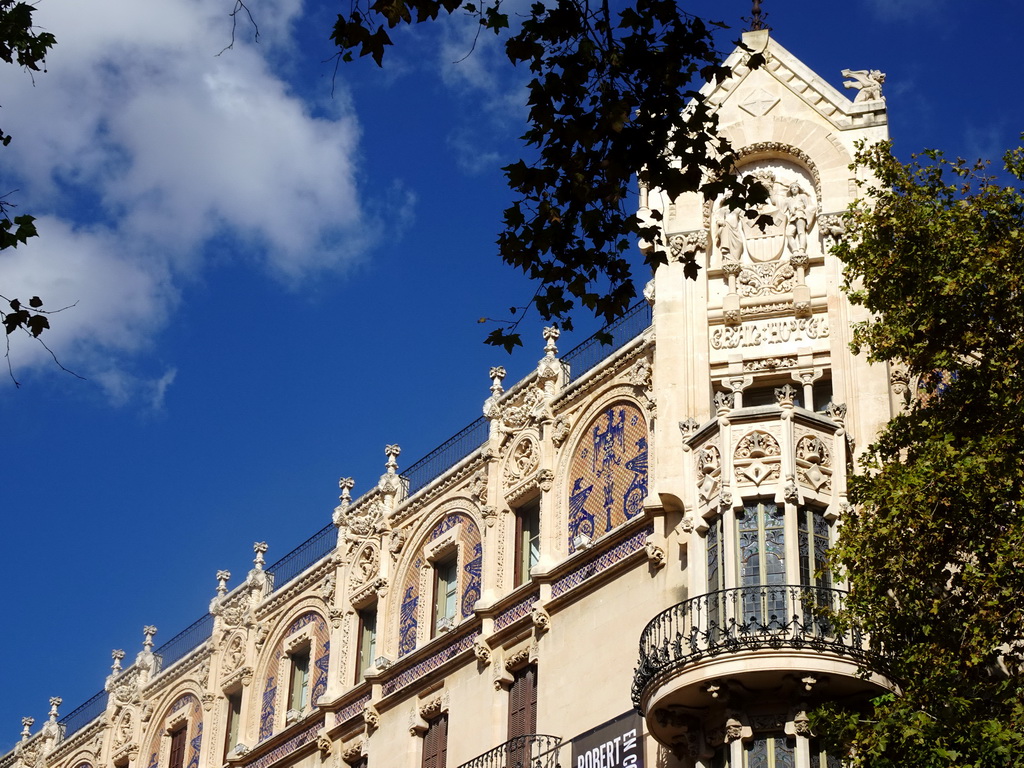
[399,512,482,656]
[259,678,277,742]
[259,611,330,741]
[493,593,538,631]
[551,524,653,598]
[381,630,479,696]
[186,722,202,768]
[567,404,648,553]
[240,720,321,768]
[461,541,482,617]
[335,693,371,725]
[147,693,203,768]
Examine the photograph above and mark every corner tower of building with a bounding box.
[635,29,896,762]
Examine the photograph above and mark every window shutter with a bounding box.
[423,714,448,768]
[169,727,187,768]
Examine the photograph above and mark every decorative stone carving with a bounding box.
[667,232,706,264]
[890,366,911,398]
[317,733,332,757]
[216,570,231,598]
[841,68,885,102]
[530,605,551,633]
[696,445,721,504]
[744,356,797,372]
[550,418,571,447]
[363,704,380,731]
[342,740,365,766]
[473,637,491,665]
[824,402,847,422]
[504,436,539,484]
[469,470,488,506]
[337,498,386,539]
[645,543,666,569]
[819,212,845,251]
[537,468,554,492]
[388,528,408,557]
[713,391,735,412]
[793,710,813,736]
[784,475,799,503]
[738,261,795,297]
[201,693,215,711]
[350,546,380,589]
[537,327,562,391]
[739,87,779,117]
[505,647,531,671]
[679,417,700,437]
[480,505,498,528]
[736,431,781,459]
[775,384,797,405]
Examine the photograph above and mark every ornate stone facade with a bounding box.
[5,29,897,768]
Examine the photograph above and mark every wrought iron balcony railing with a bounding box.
[456,734,562,768]
[631,585,875,708]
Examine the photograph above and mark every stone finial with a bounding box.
[216,570,231,597]
[47,698,61,722]
[253,542,268,571]
[111,649,125,674]
[21,717,33,740]
[542,326,559,358]
[488,366,506,397]
[142,626,157,651]
[384,445,401,474]
[775,384,797,406]
[338,477,355,508]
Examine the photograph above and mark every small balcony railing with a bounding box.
[456,734,562,768]
[632,585,874,708]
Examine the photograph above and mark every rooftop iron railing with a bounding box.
[267,522,337,592]
[58,688,107,739]
[456,734,562,768]
[562,300,652,383]
[402,416,490,496]
[631,585,875,708]
[153,613,216,670]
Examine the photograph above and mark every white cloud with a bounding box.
[0,0,375,397]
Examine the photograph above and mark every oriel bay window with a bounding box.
[704,499,833,626]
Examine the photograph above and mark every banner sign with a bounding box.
[571,711,644,768]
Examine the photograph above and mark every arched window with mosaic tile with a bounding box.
[566,401,649,553]
[144,693,203,768]
[256,611,330,741]
[396,510,482,658]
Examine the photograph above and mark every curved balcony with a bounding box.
[633,586,890,734]
[456,735,563,768]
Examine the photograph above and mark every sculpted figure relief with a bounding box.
[779,182,816,257]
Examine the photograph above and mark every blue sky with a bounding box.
[0,0,1021,745]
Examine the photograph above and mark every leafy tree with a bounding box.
[0,0,57,377]
[812,140,1024,766]
[326,0,766,348]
